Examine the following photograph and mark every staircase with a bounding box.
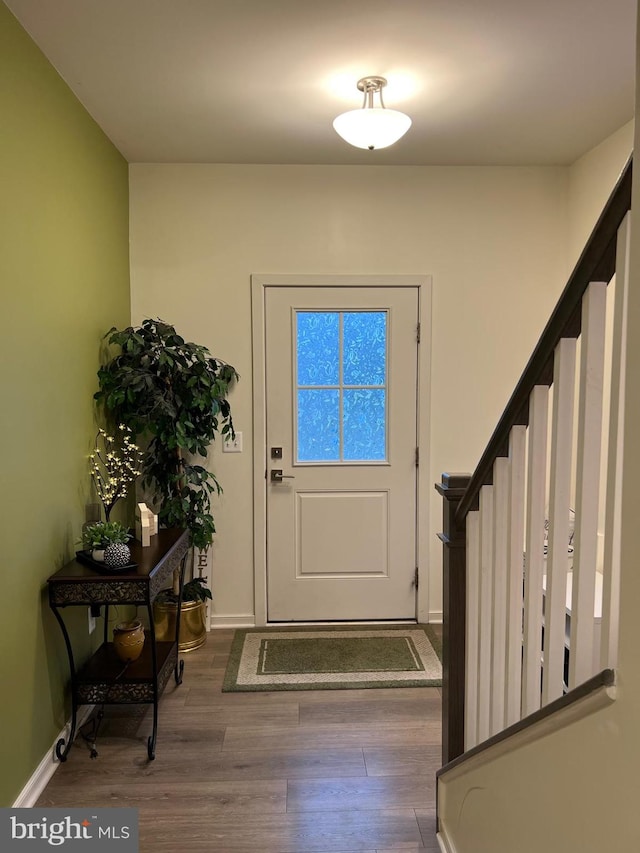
[435,158,632,850]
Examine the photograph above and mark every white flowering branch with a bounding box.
[90,424,143,521]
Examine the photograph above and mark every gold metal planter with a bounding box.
[153,599,207,652]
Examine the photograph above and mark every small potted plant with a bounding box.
[80,520,133,569]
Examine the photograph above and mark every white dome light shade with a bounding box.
[332,76,412,150]
[333,108,412,150]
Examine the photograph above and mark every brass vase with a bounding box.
[113,619,145,662]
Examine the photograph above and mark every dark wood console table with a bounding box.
[48,527,189,761]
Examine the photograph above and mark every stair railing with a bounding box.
[437,157,632,763]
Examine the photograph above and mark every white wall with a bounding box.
[129,163,567,623]
[436,130,640,851]
[568,120,634,268]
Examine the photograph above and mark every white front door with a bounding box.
[265,285,419,621]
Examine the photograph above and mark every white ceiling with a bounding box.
[5,0,637,166]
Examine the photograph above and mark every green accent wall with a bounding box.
[0,3,130,805]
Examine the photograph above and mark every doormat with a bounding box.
[222,625,442,692]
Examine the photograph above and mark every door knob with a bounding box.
[270,469,295,483]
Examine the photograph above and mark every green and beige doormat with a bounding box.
[222,625,442,692]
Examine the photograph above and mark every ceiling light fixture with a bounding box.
[333,76,412,150]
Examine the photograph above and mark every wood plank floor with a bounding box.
[37,627,442,852]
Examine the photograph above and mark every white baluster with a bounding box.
[543,337,577,704]
[465,510,480,750]
[601,213,631,670]
[491,457,509,734]
[522,385,549,716]
[570,281,607,688]
[505,425,526,726]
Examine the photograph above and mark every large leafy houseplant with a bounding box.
[94,319,238,569]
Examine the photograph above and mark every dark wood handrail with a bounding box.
[456,155,632,522]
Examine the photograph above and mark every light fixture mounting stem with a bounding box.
[357,75,387,110]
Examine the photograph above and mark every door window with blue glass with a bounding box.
[296,310,387,462]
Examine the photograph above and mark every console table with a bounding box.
[48,527,189,761]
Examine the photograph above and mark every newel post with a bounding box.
[435,472,471,764]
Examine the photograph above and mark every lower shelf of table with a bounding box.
[73,636,178,705]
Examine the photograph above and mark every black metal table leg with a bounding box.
[55,708,77,762]
[174,553,187,684]
[146,597,158,760]
[51,604,78,762]
[147,701,158,760]
[175,657,184,684]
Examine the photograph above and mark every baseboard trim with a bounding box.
[211,615,440,628]
[210,614,256,628]
[265,620,418,627]
[13,706,95,807]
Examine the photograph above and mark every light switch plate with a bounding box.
[223,431,243,453]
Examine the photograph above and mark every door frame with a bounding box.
[251,274,432,626]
